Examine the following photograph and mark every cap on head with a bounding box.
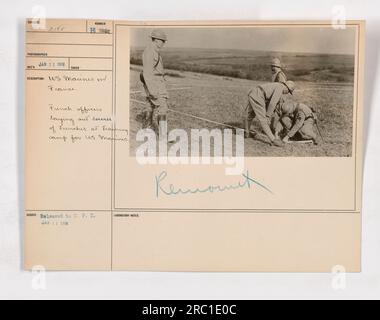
[150,29,167,42]
[281,101,296,115]
[283,80,295,95]
[271,57,282,68]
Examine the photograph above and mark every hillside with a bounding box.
[130,47,355,83]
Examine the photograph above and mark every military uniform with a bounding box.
[274,101,317,141]
[244,82,289,141]
[271,57,287,83]
[272,69,287,83]
[142,42,169,116]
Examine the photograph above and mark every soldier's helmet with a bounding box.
[150,29,168,42]
[271,57,282,68]
[281,101,296,115]
[282,80,295,95]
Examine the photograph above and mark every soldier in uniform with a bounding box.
[271,57,287,83]
[273,100,319,145]
[140,29,169,139]
[244,80,295,147]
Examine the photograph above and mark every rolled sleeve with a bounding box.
[266,86,283,118]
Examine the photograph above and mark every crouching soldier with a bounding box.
[274,101,319,145]
[244,80,295,147]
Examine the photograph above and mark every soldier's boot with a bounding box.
[158,115,176,143]
[142,109,153,129]
[310,131,320,145]
[303,132,319,145]
[311,134,320,145]
[244,119,252,139]
[157,115,175,143]
[157,115,166,140]
[300,127,319,145]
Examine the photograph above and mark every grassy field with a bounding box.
[129,48,354,157]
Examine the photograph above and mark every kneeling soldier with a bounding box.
[274,101,319,145]
[244,80,295,147]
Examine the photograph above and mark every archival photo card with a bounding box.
[25,20,364,271]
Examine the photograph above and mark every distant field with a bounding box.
[130,47,355,83]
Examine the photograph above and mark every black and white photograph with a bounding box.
[2,0,380,302]
[129,25,357,157]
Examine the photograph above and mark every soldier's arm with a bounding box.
[277,72,287,83]
[287,112,306,138]
[272,112,281,135]
[266,85,283,118]
[142,50,154,77]
[142,50,160,99]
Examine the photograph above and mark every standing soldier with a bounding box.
[271,57,287,83]
[244,81,295,147]
[273,100,319,145]
[140,29,169,139]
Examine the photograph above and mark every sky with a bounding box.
[130,26,356,55]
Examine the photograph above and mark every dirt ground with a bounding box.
[128,66,353,157]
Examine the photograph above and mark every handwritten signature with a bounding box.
[155,170,273,198]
